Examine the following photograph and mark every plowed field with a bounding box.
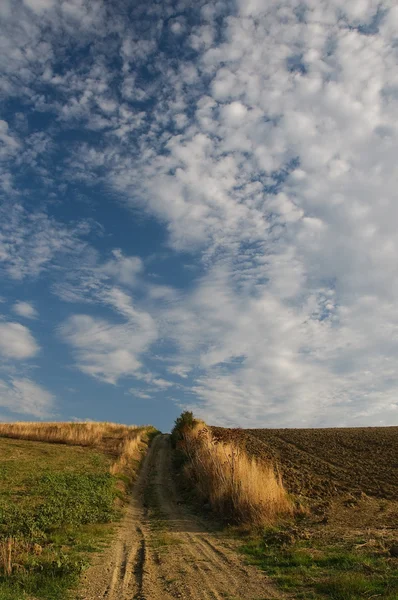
[210,427,398,598]
[211,426,398,502]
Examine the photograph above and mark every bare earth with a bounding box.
[77,434,282,600]
[211,426,398,502]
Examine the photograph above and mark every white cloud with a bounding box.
[0,377,54,417]
[221,102,248,126]
[23,0,55,14]
[59,0,398,426]
[0,203,92,280]
[0,322,39,359]
[54,249,143,302]
[99,250,142,286]
[134,371,174,389]
[2,0,398,427]
[130,389,153,400]
[60,290,157,384]
[13,301,38,319]
[157,254,398,426]
[0,120,20,153]
[168,365,190,379]
[152,378,173,388]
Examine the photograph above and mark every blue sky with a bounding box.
[1,0,398,432]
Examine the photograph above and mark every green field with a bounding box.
[0,437,120,600]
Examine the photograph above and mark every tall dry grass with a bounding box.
[109,435,144,476]
[0,421,139,447]
[180,423,293,525]
[0,537,14,576]
[0,421,157,479]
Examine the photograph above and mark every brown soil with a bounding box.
[210,426,398,553]
[210,426,398,502]
[77,434,283,600]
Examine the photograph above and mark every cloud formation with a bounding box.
[13,301,38,319]
[60,289,157,384]
[0,322,39,359]
[1,0,398,426]
[0,203,92,280]
[0,377,54,417]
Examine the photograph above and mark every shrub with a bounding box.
[170,411,196,448]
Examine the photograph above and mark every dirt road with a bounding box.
[78,434,282,600]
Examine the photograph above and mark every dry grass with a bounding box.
[0,538,36,577]
[0,421,138,447]
[110,435,143,476]
[0,537,14,576]
[180,423,293,525]
[0,421,157,479]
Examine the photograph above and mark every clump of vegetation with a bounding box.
[172,412,293,525]
[170,410,196,448]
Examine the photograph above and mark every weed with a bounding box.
[151,533,182,548]
[0,539,13,576]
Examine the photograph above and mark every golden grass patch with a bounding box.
[180,422,293,525]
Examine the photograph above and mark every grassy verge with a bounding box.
[239,525,398,599]
[171,412,293,526]
[0,426,157,600]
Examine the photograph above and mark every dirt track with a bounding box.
[78,434,282,600]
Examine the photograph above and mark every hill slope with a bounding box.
[0,423,156,600]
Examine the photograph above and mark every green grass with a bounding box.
[239,527,398,600]
[0,437,120,600]
[316,572,398,599]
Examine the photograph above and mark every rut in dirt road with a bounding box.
[78,434,283,600]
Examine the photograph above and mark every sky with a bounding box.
[0,0,398,432]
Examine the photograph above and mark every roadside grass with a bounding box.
[240,527,398,599]
[0,437,116,599]
[0,425,157,600]
[172,412,294,526]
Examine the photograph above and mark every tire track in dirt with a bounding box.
[78,434,283,600]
